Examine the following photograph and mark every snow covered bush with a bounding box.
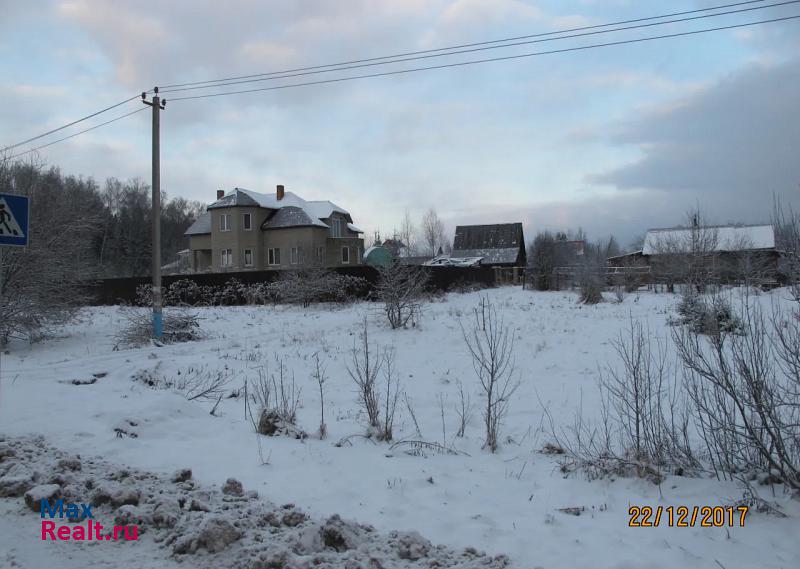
[374,264,428,329]
[461,297,519,452]
[672,293,742,335]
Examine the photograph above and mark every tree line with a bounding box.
[0,159,203,344]
[0,160,203,278]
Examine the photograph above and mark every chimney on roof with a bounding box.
[216,190,224,200]
[276,184,285,201]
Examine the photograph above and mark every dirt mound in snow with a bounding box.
[0,436,511,568]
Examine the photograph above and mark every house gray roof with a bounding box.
[642,224,775,255]
[185,212,211,235]
[261,206,329,230]
[451,223,525,265]
[207,188,352,223]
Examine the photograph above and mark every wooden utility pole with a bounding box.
[142,88,166,339]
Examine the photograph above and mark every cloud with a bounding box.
[587,57,800,223]
[439,0,542,27]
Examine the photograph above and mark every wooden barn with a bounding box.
[608,223,788,288]
[450,223,526,267]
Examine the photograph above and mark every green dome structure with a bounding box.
[363,245,392,267]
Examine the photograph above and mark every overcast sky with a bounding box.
[2,0,799,247]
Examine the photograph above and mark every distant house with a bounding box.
[450,223,526,267]
[379,238,407,258]
[609,223,785,284]
[184,184,364,272]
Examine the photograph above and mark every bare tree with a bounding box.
[461,297,520,452]
[374,263,428,329]
[528,231,557,290]
[399,209,416,257]
[421,208,446,256]
[649,207,719,293]
[772,194,800,297]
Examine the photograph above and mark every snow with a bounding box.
[424,255,483,267]
[237,188,350,222]
[451,247,520,264]
[1,288,799,568]
[642,225,776,255]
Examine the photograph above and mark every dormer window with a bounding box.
[330,218,342,238]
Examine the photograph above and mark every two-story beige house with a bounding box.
[185,184,364,272]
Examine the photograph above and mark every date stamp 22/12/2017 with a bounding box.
[628,505,749,528]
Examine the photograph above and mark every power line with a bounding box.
[8,107,147,160]
[160,0,799,96]
[159,0,774,90]
[1,95,141,154]
[168,14,800,102]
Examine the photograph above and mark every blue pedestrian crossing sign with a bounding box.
[0,194,29,247]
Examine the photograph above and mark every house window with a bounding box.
[243,213,252,230]
[290,247,301,265]
[317,247,325,264]
[220,214,231,232]
[341,246,350,264]
[243,249,253,267]
[330,218,342,238]
[221,249,233,267]
[268,248,281,266]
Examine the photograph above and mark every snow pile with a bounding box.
[0,435,511,568]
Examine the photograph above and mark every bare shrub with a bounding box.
[544,317,698,482]
[403,392,423,437]
[374,264,428,329]
[599,319,698,472]
[132,363,233,402]
[347,318,381,429]
[346,318,402,441]
[578,270,604,305]
[381,348,401,442]
[454,380,473,438]
[674,299,800,491]
[461,297,520,452]
[114,305,204,348]
[245,358,304,439]
[273,269,368,307]
[311,352,328,439]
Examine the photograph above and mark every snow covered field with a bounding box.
[1,287,798,568]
